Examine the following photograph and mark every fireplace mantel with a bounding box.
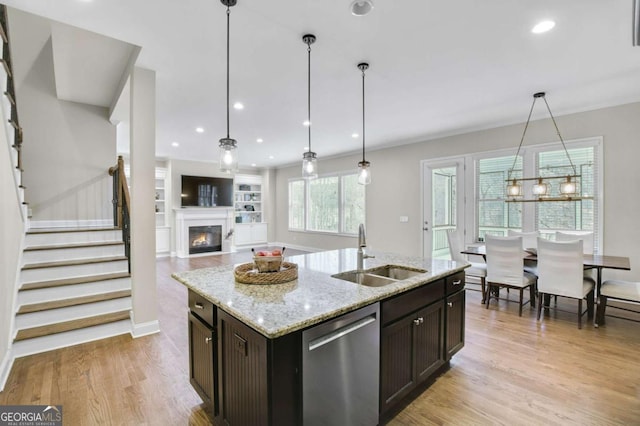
[174,208,234,258]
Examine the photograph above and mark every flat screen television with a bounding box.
[181,175,234,207]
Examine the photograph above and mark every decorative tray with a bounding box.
[234,262,298,285]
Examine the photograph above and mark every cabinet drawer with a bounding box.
[382,280,444,325]
[189,290,216,327]
[446,272,465,295]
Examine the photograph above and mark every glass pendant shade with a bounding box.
[532,178,549,196]
[302,151,318,179]
[219,138,238,173]
[560,176,577,195]
[506,179,522,197]
[358,161,371,185]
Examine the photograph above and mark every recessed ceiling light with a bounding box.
[350,0,374,16]
[256,138,263,143]
[352,133,359,138]
[171,142,180,147]
[303,120,311,126]
[195,127,204,133]
[532,20,555,34]
[233,102,244,110]
[251,163,257,167]
[269,155,274,159]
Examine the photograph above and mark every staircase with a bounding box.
[12,227,132,358]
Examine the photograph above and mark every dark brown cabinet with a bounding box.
[380,279,446,416]
[445,272,466,360]
[188,291,219,415]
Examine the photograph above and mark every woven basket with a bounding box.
[234,262,298,285]
[253,255,283,272]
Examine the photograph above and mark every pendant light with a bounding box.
[302,34,318,179]
[505,92,587,203]
[219,0,238,173]
[357,62,371,185]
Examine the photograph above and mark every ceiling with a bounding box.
[4,0,640,169]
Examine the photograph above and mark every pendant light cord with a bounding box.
[361,67,366,163]
[542,96,576,176]
[307,41,312,152]
[508,94,577,182]
[226,6,230,140]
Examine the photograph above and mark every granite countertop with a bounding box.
[172,248,468,339]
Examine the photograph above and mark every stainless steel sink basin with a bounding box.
[332,265,427,287]
[331,271,397,287]
[366,265,427,280]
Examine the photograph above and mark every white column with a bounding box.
[129,67,160,337]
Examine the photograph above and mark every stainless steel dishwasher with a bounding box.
[302,302,380,426]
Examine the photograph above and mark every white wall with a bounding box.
[274,102,640,281]
[9,9,116,223]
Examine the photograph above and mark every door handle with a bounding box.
[413,317,424,325]
[452,280,462,286]
[447,302,453,308]
[205,337,213,344]
[423,227,429,231]
[194,302,204,309]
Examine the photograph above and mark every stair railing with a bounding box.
[108,155,131,271]
[1,5,26,199]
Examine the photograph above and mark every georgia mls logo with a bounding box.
[0,404,63,426]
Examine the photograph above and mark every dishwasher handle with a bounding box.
[308,314,377,351]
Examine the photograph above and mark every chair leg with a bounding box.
[537,293,544,320]
[529,284,536,308]
[587,289,595,319]
[578,299,583,329]
[480,277,486,304]
[518,288,523,316]
[596,295,607,326]
[485,284,491,309]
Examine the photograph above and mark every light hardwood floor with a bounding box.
[1,251,639,425]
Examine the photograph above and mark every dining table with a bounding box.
[460,245,631,295]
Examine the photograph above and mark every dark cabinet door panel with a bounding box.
[446,290,465,359]
[380,316,414,412]
[220,311,268,426]
[189,312,217,411]
[414,303,445,382]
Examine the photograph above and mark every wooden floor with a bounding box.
[2,250,639,425]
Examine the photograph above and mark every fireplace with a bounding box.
[189,225,222,255]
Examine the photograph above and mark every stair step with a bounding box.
[22,255,127,270]
[20,259,129,285]
[25,228,122,246]
[22,242,125,264]
[20,272,130,291]
[24,241,124,251]
[17,289,132,314]
[11,320,131,359]
[14,310,130,341]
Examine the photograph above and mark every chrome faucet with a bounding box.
[357,223,375,272]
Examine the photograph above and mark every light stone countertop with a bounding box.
[172,248,468,339]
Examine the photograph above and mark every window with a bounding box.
[477,155,523,240]
[475,139,601,250]
[288,172,365,234]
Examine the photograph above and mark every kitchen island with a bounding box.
[172,248,468,426]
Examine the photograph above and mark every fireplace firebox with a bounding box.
[188,225,222,254]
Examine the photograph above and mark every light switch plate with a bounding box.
[399,216,409,223]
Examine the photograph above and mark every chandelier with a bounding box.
[505,92,591,203]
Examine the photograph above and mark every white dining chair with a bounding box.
[447,230,487,303]
[536,238,595,329]
[555,231,594,254]
[485,235,537,316]
[507,230,540,276]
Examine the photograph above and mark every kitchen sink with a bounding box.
[331,271,397,287]
[366,265,427,280]
[332,265,427,287]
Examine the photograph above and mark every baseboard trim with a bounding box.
[0,348,14,392]
[130,319,160,338]
[269,241,319,253]
[29,219,113,229]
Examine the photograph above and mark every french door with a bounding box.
[422,158,466,259]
